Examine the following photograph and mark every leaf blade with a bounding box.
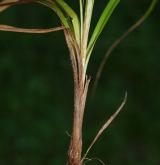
[56,0,81,45]
[87,0,120,58]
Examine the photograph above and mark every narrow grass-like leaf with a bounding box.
[0,24,64,33]
[56,0,80,45]
[81,0,94,61]
[87,0,120,58]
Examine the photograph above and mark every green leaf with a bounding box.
[87,0,120,58]
[56,0,81,45]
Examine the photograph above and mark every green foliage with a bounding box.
[55,0,81,44]
[0,0,121,70]
[87,0,120,58]
[37,0,120,62]
[0,0,159,164]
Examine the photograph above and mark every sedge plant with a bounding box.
[0,0,158,164]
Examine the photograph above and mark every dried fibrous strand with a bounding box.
[0,24,64,33]
[92,0,159,96]
[81,92,127,162]
[0,0,33,7]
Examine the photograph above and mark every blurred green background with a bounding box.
[0,0,160,164]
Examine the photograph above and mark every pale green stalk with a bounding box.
[81,0,94,66]
[79,0,84,44]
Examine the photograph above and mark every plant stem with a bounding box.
[64,29,90,165]
[68,76,90,165]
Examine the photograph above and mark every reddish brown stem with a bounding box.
[68,77,90,165]
[64,29,90,165]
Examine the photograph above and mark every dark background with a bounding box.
[0,0,160,164]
